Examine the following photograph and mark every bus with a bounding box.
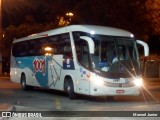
[10,25,149,99]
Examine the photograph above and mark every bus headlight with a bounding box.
[90,75,104,86]
[134,78,143,87]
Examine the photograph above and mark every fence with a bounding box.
[141,57,160,78]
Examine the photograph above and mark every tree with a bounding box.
[144,0,160,35]
[124,0,160,41]
[74,0,160,41]
[3,25,16,58]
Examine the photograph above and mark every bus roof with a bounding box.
[13,25,134,43]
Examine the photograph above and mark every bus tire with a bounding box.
[64,77,76,99]
[20,74,34,91]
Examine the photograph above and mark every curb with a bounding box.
[0,104,15,111]
[0,76,10,79]
[0,105,16,120]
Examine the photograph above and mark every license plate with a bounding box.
[116,90,125,94]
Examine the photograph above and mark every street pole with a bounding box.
[0,0,2,74]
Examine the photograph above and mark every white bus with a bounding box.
[10,25,149,99]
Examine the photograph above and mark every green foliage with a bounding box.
[2,22,56,58]
[74,0,160,40]
[2,0,160,58]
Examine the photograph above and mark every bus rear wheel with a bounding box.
[64,78,76,99]
[20,74,33,91]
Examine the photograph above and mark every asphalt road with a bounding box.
[0,76,160,119]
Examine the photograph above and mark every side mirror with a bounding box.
[80,36,95,54]
[136,40,149,57]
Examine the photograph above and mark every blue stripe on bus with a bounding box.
[15,55,75,88]
[15,56,52,88]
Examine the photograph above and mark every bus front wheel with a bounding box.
[64,78,76,99]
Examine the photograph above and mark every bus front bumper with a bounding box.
[89,85,141,96]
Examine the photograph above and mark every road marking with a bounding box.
[55,98,61,110]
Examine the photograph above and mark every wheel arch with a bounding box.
[63,75,76,92]
[20,72,26,83]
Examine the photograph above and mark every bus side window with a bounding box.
[75,39,90,69]
[63,45,72,58]
[76,46,81,61]
[28,41,35,56]
[59,33,72,58]
[19,42,27,56]
[12,42,28,57]
[80,43,90,68]
[12,44,19,57]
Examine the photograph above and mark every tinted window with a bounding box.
[12,33,72,58]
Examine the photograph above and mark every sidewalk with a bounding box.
[0,74,14,112]
[0,103,14,112]
[0,73,10,78]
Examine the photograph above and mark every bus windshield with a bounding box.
[91,35,141,79]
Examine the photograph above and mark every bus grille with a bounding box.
[104,81,135,88]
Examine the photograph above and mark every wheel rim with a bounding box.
[22,80,25,88]
[21,75,26,89]
[67,85,70,93]
[65,81,70,93]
